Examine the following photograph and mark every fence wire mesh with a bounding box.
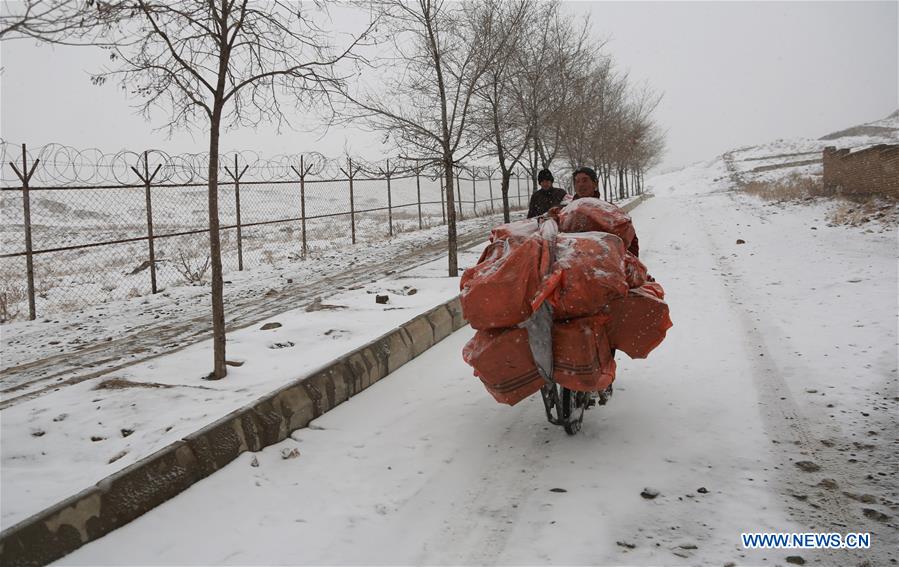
[0,144,533,322]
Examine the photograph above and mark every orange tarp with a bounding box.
[541,232,629,321]
[461,200,671,405]
[487,218,540,247]
[551,315,617,393]
[462,327,544,406]
[460,233,552,330]
[558,197,639,256]
[605,283,673,359]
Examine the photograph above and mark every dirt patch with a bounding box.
[826,197,898,227]
[93,378,176,390]
[741,173,822,201]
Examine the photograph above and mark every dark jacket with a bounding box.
[527,187,568,218]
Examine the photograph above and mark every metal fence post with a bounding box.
[516,169,522,208]
[385,159,393,237]
[290,155,313,258]
[415,165,423,229]
[300,158,307,255]
[8,143,39,320]
[225,154,249,270]
[350,160,356,244]
[340,158,357,244]
[456,169,463,221]
[471,170,477,217]
[130,151,162,293]
[487,169,494,213]
[440,176,446,224]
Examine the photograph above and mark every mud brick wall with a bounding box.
[822,144,899,198]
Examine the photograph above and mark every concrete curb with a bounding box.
[0,298,466,567]
[620,193,647,213]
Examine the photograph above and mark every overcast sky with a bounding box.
[0,1,896,172]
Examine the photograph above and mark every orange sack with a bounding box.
[462,327,545,406]
[542,232,629,320]
[624,251,648,289]
[552,315,617,393]
[460,232,551,330]
[487,218,539,247]
[558,197,638,256]
[605,283,673,359]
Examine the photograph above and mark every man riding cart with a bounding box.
[460,167,672,434]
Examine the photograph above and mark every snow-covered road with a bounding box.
[59,185,897,565]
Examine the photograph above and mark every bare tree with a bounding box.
[1,0,80,39]
[512,1,596,190]
[341,0,506,276]
[21,0,376,379]
[558,58,613,172]
[555,52,664,199]
[0,0,127,43]
[605,83,662,198]
[592,69,629,197]
[470,0,531,222]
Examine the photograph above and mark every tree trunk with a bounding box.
[618,167,625,200]
[443,155,458,277]
[501,171,511,223]
[206,104,227,380]
[602,165,612,202]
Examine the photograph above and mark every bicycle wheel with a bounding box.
[561,388,586,435]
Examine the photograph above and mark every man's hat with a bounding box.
[537,169,554,183]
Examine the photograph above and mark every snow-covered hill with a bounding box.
[648,110,899,196]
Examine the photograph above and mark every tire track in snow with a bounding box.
[419,419,552,564]
[690,192,896,565]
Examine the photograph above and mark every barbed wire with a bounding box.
[0,141,525,188]
[0,141,509,187]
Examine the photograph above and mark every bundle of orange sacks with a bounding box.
[460,198,672,405]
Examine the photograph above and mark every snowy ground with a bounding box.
[2,210,531,529]
[55,165,897,565]
[0,211,519,404]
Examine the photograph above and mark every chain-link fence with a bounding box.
[0,143,534,322]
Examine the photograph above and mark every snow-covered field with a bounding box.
[54,167,898,565]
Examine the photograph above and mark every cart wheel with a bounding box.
[561,388,586,435]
